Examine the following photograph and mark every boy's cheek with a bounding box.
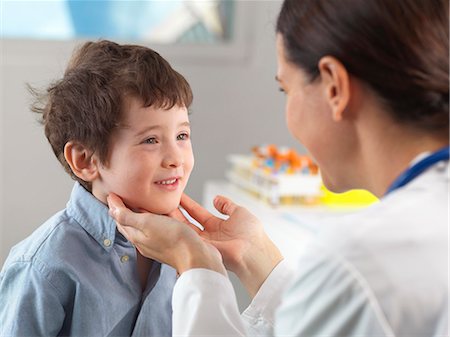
[184,152,194,179]
[186,160,194,181]
[189,156,195,172]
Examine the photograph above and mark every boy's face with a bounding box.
[93,98,194,215]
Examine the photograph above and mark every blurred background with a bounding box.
[0,0,304,265]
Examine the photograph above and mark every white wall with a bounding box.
[0,1,304,265]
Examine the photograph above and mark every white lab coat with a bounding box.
[172,159,449,337]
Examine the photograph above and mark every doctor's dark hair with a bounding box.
[31,40,193,190]
[276,0,449,136]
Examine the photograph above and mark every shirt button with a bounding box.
[103,239,112,247]
[120,255,129,263]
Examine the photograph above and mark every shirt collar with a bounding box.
[66,182,118,252]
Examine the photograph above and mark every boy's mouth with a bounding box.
[155,178,178,185]
[154,177,181,191]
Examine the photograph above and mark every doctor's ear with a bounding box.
[64,141,100,182]
[318,56,351,121]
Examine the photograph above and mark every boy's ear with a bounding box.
[318,56,351,122]
[64,141,100,182]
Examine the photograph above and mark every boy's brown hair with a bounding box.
[31,40,193,190]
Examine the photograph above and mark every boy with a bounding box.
[0,40,194,336]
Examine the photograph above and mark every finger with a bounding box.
[213,195,238,216]
[116,223,136,243]
[167,207,203,234]
[167,207,191,224]
[180,193,215,224]
[116,223,143,246]
[117,224,156,261]
[177,220,203,234]
[107,192,126,210]
[107,193,153,232]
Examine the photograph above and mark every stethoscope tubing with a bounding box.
[385,146,450,195]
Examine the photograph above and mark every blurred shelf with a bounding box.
[202,180,358,264]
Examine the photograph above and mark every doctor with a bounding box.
[108,0,449,335]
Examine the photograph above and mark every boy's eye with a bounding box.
[177,133,189,141]
[144,137,157,144]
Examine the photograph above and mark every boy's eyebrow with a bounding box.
[178,122,191,128]
[134,122,191,138]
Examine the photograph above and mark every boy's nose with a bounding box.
[162,145,183,168]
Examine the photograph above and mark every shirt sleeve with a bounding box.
[172,247,394,337]
[241,260,295,336]
[172,268,246,336]
[0,259,65,336]
[172,261,294,337]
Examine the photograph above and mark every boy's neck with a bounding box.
[91,185,108,206]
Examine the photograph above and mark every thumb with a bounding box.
[167,207,203,234]
[107,193,147,232]
[213,195,238,216]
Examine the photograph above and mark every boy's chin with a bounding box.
[136,201,180,216]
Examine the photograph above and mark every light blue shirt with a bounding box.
[0,182,177,336]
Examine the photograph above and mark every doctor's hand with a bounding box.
[107,193,226,277]
[180,194,283,297]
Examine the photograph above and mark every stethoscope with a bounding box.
[385,146,450,195]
